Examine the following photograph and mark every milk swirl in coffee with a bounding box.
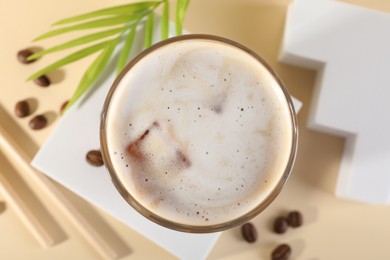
[105,38,294,226]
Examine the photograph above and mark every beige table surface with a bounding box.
[1,0,390,259]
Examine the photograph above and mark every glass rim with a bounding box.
[100,34,298,233]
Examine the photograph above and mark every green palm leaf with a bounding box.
[27,0,191,111]
[161,0,169,40]
[144,12,154,48]
[117,23,138,74]
[53,1,161,25]
[27,39,117,80]
[34,14,140,41]
[28,27,126,61]
[65,42,117,111]
[175,0,190,35]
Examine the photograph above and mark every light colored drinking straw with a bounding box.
[0,124,126,259]
[0,169,57,248]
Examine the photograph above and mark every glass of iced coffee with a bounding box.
[100,34,298,233]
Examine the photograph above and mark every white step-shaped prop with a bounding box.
[280,0,390,204]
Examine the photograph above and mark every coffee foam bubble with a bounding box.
[106,39,293,226]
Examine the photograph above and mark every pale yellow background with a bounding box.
[1,0,390,259]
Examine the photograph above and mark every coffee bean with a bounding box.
[15,100,30,118]
[34,75,50,87]
[17,49,35,64]
[60,100,69,114]
[0,201,6,214]
[271,244,291,260]
[86,150,104,166]
[241,222,257,243]
[287,211,303,228]
[273,216,289,234]
[29,115,47,130]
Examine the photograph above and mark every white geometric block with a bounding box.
[280,0,390,204]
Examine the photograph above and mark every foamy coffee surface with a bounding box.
[106,39,293,226]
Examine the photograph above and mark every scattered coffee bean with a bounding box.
[273,216,289,234]
[86,150,104,166]
[34,75,51,87]
[60,100,69,114]
[0,201,6,214]
[29,115,47,130]
[241,222,257,243]
[15,100,30,118]
[17,49,35,64]
[287,210,303,228]
[271,244,291,260]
